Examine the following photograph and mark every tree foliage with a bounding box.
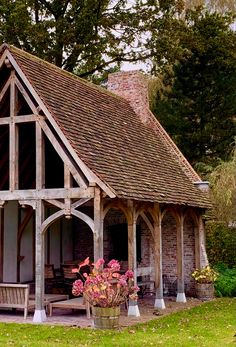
[185,0,236,13]
[0,0,192,79]
[209,148,236,224]
[151,9,236,170]
[0,0,147,78]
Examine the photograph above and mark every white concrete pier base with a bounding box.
[33,309,47,323]
[154,298,166,309]
[128,300,140,317]
[176,292,187,303]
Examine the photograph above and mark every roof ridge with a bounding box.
[7,44,127,102]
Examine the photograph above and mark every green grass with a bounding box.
[0,298,235,347]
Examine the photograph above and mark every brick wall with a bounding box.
[71,207,197,296]
[161,212,196,296]
[73,207,94,262]
[184,216,196,295]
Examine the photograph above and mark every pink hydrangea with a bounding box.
[72,257,138,308]
[107,259,120,272]
[125,270,134,279]
[72,279,83,296]
[93,258,105,269]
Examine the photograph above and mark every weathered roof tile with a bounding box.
[6,46,210,208]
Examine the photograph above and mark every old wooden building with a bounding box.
[0,44,210,322]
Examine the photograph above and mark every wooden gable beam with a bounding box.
[0,76,11,104]
[39,119,88,189]
[5,50,116,198]
[9,70,19,191]
[0,187,94,200]
[15,77,38,114]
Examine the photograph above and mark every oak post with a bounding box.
[176,212,186,303]
[194,222,201,270]
[153,203,165,309]
[93,186,102,261]
[198,215,209,268]
[127,200,140,317]
[36,122,45,190]
[9,70,19,190]
[33,200,46,323]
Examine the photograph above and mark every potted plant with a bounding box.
[72,257,139,329]
[191,266,218,301]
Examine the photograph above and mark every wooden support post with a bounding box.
[194,223,201,270]
[36,122,45,190]
[153,204,165,309]
[33,200,46,323]
[64,164,72,217]
[176,213,186,303]
[9,71,18,191]
[198,215,209,268]
[127,201,140,317]
[93,186,102,261]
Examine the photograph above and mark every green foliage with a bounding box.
[185,0,236,13]
[152,8,236,169]
[214,263,236,297]
[206,222,236,267]
[0,0,145,78]
[209,149,236,223]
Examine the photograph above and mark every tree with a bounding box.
[209,147,236,224]
[185,0,236,13]
[206,149,236,267]
[0,0,191,79]
[0,0,148,79]
[152,9,236,172]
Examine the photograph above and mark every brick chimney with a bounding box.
[107,70,202,183]
[107,71,150,124]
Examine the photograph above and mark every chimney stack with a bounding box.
[107,71,150,124]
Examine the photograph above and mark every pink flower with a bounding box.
[125,270,134,279]
[93,258,105,269]
[107,259,120,272]
[78,257,90,270]
[72,257,138,308]
[72,279,84,296]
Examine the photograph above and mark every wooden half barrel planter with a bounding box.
[195,283,215,301]
[92,306,120,329]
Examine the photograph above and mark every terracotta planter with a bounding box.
[92,306,120,329]
[195,283,215,301]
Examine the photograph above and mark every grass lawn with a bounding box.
[0,298,235,347]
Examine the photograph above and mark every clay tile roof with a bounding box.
[5,45,210,208]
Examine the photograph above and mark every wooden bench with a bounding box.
[0,283,36,319]
[49,297,90,319]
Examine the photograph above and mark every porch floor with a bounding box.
[0,296,203,328]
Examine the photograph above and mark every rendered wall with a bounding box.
[3,201,18,282]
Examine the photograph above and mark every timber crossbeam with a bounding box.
[0,187,94,201]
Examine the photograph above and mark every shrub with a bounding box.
[206,222,236,267]
[214,263,236,297]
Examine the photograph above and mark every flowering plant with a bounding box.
[72,257,139,308]
[191,266,218,284]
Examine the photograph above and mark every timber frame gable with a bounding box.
[0,45,116,203]
[0,44,210,324]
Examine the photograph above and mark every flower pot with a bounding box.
[195,283,215,301]
[92,306,120,329]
